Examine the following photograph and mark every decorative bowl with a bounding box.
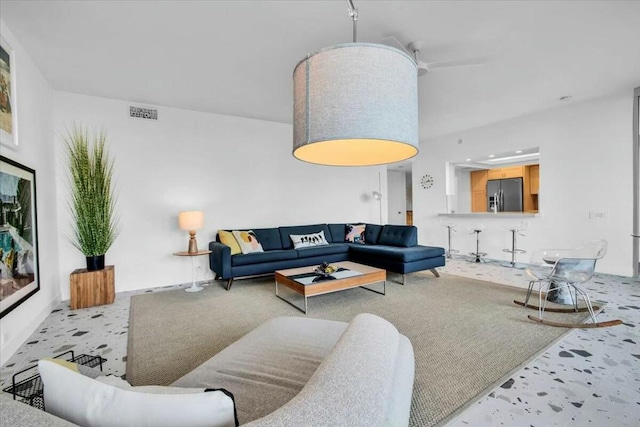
[314,262,338,276]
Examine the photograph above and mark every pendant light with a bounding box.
[292,0,419,166]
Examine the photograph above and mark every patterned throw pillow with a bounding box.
[345,224,366,244]
[290,231,329,249]
[218,230,242,255]
[232,230,264,254]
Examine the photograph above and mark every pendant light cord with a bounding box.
[346,0,358,42]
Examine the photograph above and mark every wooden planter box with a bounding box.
[70,266,115,310]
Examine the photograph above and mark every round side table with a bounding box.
[173,250,212,292]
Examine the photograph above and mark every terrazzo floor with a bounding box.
[440,258,640,427]
[1,257,638,426]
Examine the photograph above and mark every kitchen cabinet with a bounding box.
[471,170,488,191]
[529,165,540,194]
[487,169,502,180]
[470,170,488,212]
[471,192,488,213]
[488,165,524,180]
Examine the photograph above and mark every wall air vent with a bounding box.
[129,106,158,120]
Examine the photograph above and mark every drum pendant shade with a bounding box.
[293,43,419,166]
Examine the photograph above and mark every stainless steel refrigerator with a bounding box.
[487,178,523,212]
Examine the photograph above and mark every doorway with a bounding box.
[387,170,406,225]
[633,87,639,277]
[386,165,413,226]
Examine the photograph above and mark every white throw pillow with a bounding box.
[38,359,237,427]
[290,231,329,249]
[231,230,264,254]
[96,374,206,394]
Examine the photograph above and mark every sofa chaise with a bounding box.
[209,223,445,289]
[2,314,415,427]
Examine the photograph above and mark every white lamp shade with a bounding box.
[293,43,419,166]
[178,211,204,231]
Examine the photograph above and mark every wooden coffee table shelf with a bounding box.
[275,261,386,314]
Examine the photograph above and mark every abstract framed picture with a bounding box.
[0,156,39,318]
[0,36,18,149]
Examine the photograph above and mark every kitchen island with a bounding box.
[438,212,538,218]
[434,212,540,270]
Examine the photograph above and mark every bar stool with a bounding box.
[442,223,459,258]
[502,224,527,267]
[469,224,487,263]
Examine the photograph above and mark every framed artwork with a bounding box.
[0,156,39,318]
[0,36,18,149]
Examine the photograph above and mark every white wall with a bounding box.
[414,90,635,276]
[53,92,385,299]
[455,169,471,213]
[0,21,60,366]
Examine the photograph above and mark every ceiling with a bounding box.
[453,147,540,169]
[3,0,640,144]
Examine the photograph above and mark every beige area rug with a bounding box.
[127,272,590,427]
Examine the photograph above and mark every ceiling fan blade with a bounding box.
[426,57,487,69]
[382,36,428,76]
[380,35,412,56]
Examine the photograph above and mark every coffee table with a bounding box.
[275,261,386,314]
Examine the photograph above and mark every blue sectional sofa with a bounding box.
[209,223,445,290]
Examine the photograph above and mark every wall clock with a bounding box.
[421,174,434,189]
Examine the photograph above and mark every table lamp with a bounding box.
[178,211,204,254]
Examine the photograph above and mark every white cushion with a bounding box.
[231,230,264,254]
[38,359,237,427]
[95,374,206,394]
[290,230,329,249]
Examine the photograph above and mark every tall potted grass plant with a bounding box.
[64,126,119,271]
